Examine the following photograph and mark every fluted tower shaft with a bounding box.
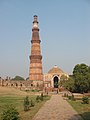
[29,15,43,83]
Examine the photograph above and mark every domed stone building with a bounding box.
[44,65,69,89]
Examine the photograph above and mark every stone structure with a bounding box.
[44,65,69,91]
[0,16,69,91]
[29,15,43,87]
[0,77,31,90]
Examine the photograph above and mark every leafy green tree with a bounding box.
[62,63,90,93]
[60,75,68,81]
[60,75,68,87]
[73,64,89,77]
[73,64,90,93]
[12,76,25,81]
[1,105,20,120]
[24,96,30,111]
[62,77,75,92]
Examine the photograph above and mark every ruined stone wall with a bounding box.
[0,78,44,90]
[0,78,32,90]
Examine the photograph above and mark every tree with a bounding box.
[12,76,25,81]
[24,96,30,111]
[62,63,90,93]
[73,63,90,93]
[73,64,89,77]
[1,105,20,120]
[60,75,68,87]
[62,77,75,92]
[60,75,68,81]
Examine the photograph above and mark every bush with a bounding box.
[36,96,40,102]
[36,93,44,102]
[31,90,40,92]
[1,105,20,120]
[68,96,72,100]
[82,96,89,104]
[24,96,30,111]
[68,95,75,101]
[30,100,35,107]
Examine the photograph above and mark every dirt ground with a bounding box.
[0,86,30,96]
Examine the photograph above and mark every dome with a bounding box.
[48,65,64,74]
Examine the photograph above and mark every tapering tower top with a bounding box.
[33,15,38,28]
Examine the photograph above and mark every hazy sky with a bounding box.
[0,0,90,79]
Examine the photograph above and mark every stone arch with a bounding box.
[11,84,13,86]
[53,76,59,88]
[31,83,33,86]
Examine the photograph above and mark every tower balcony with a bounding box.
[30,55,42,60]
[31,40,41,43]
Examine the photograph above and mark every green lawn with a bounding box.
[0,87,50,120]
[68,100,90,120]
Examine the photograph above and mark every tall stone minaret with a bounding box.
[29,15,43,87]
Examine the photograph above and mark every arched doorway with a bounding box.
[53,76,59,88]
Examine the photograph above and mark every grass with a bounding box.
[68,99,90,120]
[0,87,50,120]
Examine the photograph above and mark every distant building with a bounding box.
[44,65,69,89]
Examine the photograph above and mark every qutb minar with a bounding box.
[29,15,43,87]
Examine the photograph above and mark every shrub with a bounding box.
[36,95,40,102]
[68,96,72,100]
[36,93,44,102]
[68,95,75,101]
[1,105,20,120]
[30,100,35,107]
[25,89,29,92]
[82,96,89,104]
[24,96,30,111]
[31,89,40,92]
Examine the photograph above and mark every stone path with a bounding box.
[32,95,83,120]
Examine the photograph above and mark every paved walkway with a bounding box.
[32,95,83,120]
